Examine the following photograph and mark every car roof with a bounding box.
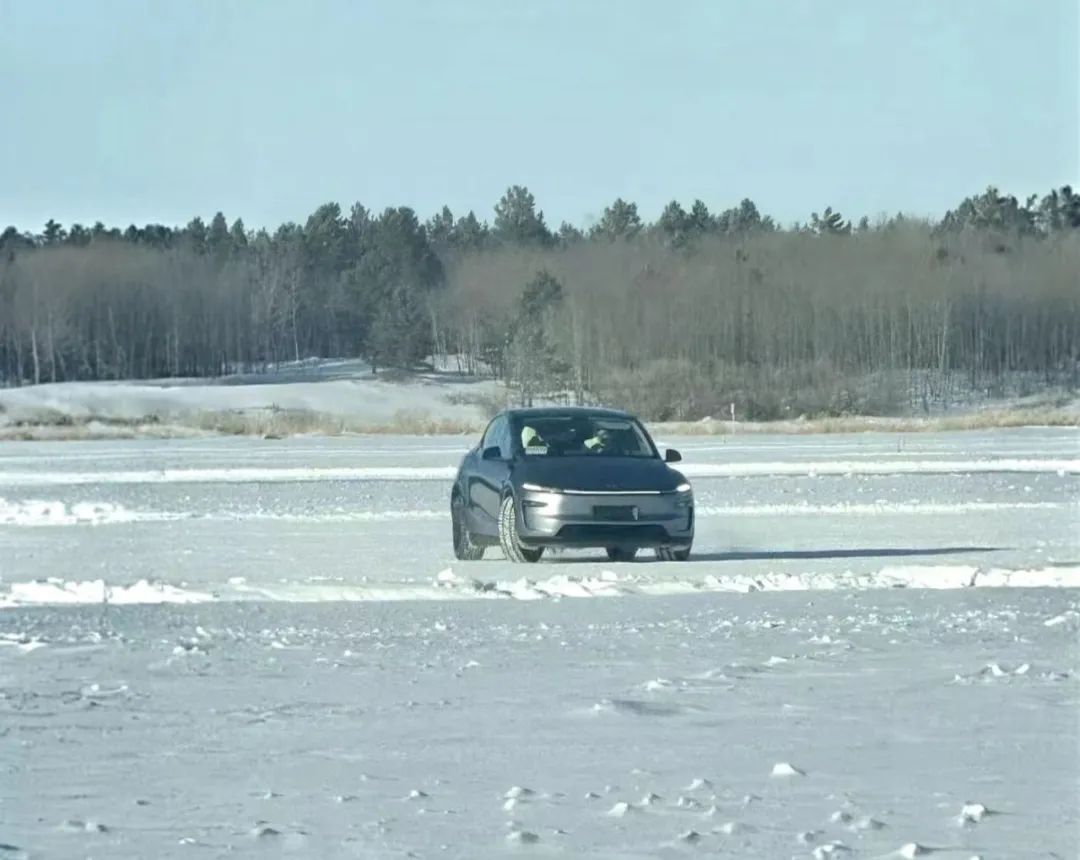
[501,406,636,421]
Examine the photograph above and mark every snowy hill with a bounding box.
[0,359,505,440]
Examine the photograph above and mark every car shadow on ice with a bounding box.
[685,545,1005,562]
[524,545,1008,565]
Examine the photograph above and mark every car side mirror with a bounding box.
[664,448,682,463]
[482,445,503,461]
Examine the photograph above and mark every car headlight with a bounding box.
[674,482,693,508]
[522,482,561,493]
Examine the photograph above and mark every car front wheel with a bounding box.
[499,495,543,563]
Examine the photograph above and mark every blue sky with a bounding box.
[2,0,1076,232]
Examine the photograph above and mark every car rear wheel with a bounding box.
[655,545,691,562]
[605,546,637,562]
[499,495,543,563]
[451,494,484,561]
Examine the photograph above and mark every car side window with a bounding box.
[496,417,513,459]
[481,416,508,458]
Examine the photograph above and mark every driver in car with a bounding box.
[584,426,613,453]
[521,424,546,451]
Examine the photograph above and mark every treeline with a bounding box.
[1,185,1078,419]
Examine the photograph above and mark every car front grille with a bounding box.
[555,524,668,542]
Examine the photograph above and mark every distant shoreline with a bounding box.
[1,404,1075,442]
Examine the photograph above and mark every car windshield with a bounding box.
[512,414,656,459]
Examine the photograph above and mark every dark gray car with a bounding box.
[451,406,694,562]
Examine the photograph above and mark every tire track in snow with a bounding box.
[1,499,1071,527]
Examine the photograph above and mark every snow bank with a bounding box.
[0,458,1075,487]
[416,563,1080,600]
[3,565,1074,610]
[627,564,1078,596]
[0,498,184,526]
[0,578,214,608]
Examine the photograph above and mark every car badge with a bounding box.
[631,506,640,520]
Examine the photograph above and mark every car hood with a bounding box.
[515,456,684,492]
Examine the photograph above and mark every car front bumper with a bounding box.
[516,488,694,549]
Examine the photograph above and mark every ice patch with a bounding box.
[0,578,214,608]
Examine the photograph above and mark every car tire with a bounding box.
[655,545,691,562]
[451,494,485,561]
[499,495,543,563]
[605,546,637,562]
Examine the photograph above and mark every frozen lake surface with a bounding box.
[0,427,1077,603]
[0,427,1077,857]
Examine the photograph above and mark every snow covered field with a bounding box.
[0,427,1077,857]
[0,360,501,439]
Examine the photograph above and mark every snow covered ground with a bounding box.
[0,359,501,437]
[2,592,1077,859]
[0,427,1077,857]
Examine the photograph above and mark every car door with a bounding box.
[470,414,512,533]
[463,417,497,528]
